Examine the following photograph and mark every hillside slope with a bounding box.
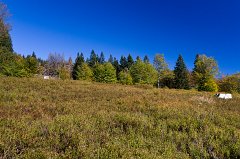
[0,78,240,158]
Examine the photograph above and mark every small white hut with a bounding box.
[215,93,232,99]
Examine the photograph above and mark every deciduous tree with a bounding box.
[130,58,157,85]
[76,63,93,81]
[119,69,133,85]
[93,62,117,83]
[192,54,219,92]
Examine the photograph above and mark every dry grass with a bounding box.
[0,77,239,158]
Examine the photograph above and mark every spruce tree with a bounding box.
[113,57,120,79]
[25,53,39,75]
[88,50,98,67]
[72,52,84,80]
[127,54,134,69]
[173,55,190,89]
[193,54,200,74]
[136,56,141,62]
[143,55,150,63]
[32,52,37,58]
[108,54,114,64]
[120,56,127,71]
[99,52,105,64]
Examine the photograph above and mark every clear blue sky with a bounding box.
[3,0,240,74]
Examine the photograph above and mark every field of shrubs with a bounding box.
[0,77,240,158]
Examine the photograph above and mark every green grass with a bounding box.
[0,77,240,158]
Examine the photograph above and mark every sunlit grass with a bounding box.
[0,77,239,158]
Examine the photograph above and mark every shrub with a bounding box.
[218,75,240,93]
[58,67,71,80]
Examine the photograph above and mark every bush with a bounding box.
[218,75,240,93]
[203,78,218,92]
[58,67,71,80]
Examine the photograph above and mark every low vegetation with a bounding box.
[0,77,239,158]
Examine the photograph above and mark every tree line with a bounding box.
[0,2,239,93]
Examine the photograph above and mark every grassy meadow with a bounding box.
[0,77,240,158]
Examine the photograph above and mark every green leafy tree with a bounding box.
[0,2,29,77]
[192,54,219,92]
[0,2,13,52]
[153,54,168,75]
[159,69,175,88]
[199,77,218,92]
[174,55,190,89]
[130,59,158,85]
[119,69,133,85]
[76,63,93,81]
[93,62,117,83]
[218,74,240,93]
[72,52,84,80]
[153,54,169,88]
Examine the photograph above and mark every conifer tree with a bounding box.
[72,52,84,80]
[99,52,105,64]
[113,57,120,79]
[127,54,134,69]
[108,54,114,64]
[32,52,37,58]
[88,50,98,67]
[25,53,39,75]
[136,56,141,61]
[120,56,127,71]
[143,55,150,63]
[173,55,190,89]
